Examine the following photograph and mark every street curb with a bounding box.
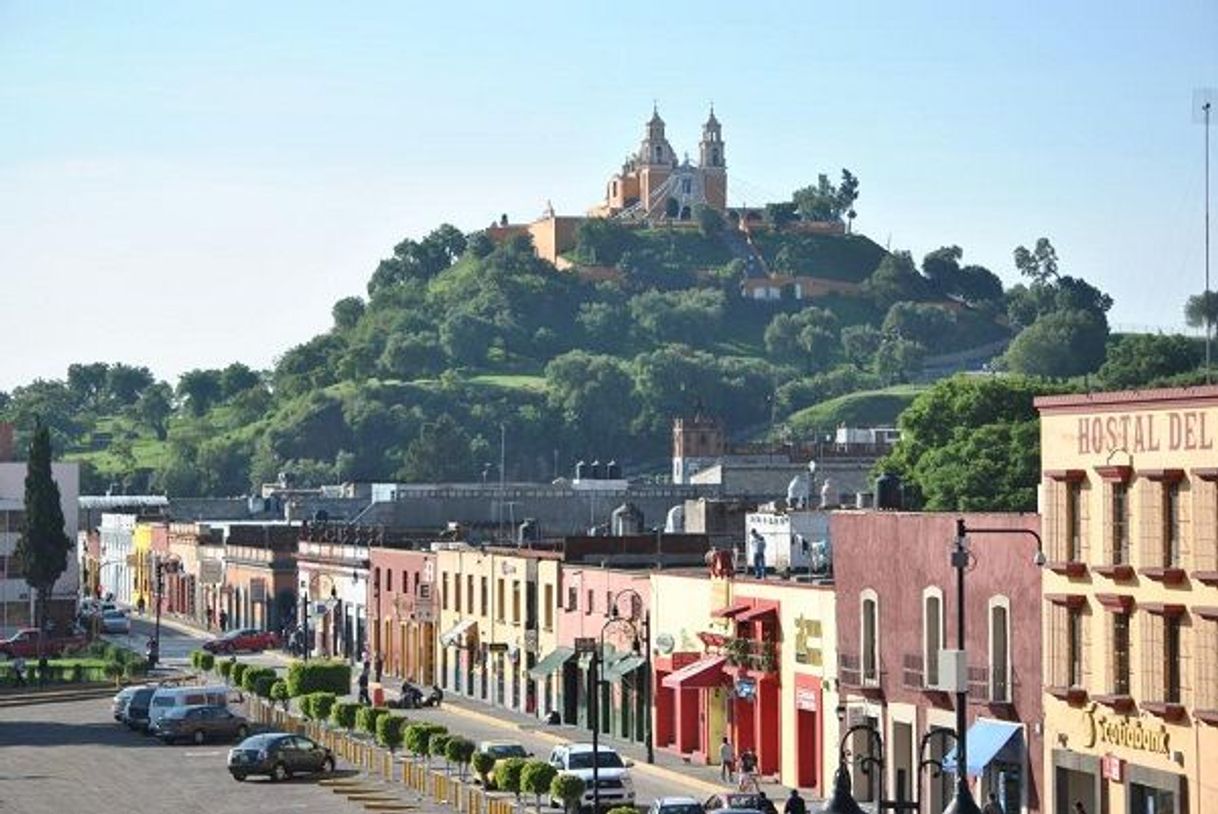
[436,702,726,796]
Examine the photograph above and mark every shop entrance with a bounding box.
[1054,767,1096,814]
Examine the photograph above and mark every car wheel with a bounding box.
[272,762,289,782]
[322,756,335,773]
[235,725,248,740]
[231,773,246,782]
[193,730,205,745]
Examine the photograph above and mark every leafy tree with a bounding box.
[837,169,860,229]
[520,760,558,814]
[66,362,109,408]
[1002,309,1108,378]
[863,251,931,309]
[1013,237,1059,284]
[628,289,725,345]
[219,362,261,398]
[379,332,443,379]
[13,421,71,655]
[763,202,798,229]
[104,364,154,406]
[575,219,634,265]
[874,336,926,384]
[841,324,883,369]
[881,302,957,352]
[472,750,497,786]
[693,204,725,237]
[1,380,81,450]
[550,774,587,814]
[445,736,476,779]
[576,301,629,353]
[916,421,1041,511]
[545,352,636,450]
[1185,291,1218,331]
[270,679,290,710]
[440,312,497,366]
[955,264,1005,305]
[332,296,366,331]
[495,757,527,804]
[176,369,224,416]
[1098,333,1202,389]
[135,382,173,440]
[763,307,840,371]
[399,414,473,482]
[921,246,963,294]
[368,224,467,296]
[466,232,495,259]
[377,713,408,752]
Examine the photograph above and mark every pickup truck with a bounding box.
[0,628,88,659]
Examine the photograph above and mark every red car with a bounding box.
[0,628,87,659]
[202,628,278,654]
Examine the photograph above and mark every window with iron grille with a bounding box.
[990,601,1010,702]
[1112,483,1129,565]
[1112,612,1130,695]
[1067,482,1082,561]
[861,595,878,684]
[1164,482,1182,568]
[1068,607,1083,687]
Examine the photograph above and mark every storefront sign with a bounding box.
[735,677,756,699]
[1082,706,1170,754]
[795,687,818,712]
[1101,754,1123,782]
[1074,410,1215,456]
[523,630,538,653]
[793,615,823,666]
[574,637,597,654]
[200,559,223,584]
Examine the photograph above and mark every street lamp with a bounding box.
[822,713,885,814]
[590,588,651,814]
[149,553,181,669]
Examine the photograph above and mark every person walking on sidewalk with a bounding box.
[737,748,759,792]
[718,736,735,784]
[11,655,26,687]
[357,661,371,705]
[758,792,778,814]
[783,789,806,814]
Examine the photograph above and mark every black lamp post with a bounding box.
[917,728,958,813]
[822,714,885,814]
[590,588,649,814]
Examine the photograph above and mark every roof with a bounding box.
[80,495,170,510]
[1034,384,1218,412]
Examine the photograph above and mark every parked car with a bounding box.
[100,610,131,634]
[227,732,335,782]
[0,628,88,659]
[477,740,530,760]
[152,704,250,744]
[704,793,762,812]
[547,743,635,809]
[202,628,278,654]
[650,798,707,814]
[124,686,158,731]
[112,686,139,721]
[148,684,231,731]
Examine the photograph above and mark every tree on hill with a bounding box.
[136,382,173,440]
[575,219,634,265]
[545,352,636,452]
[1184,290,1218,333]
[693,204,725,237]
[763,202,798,230]
[881,302,957,352]
[1001,309,1108,378]
[367,224,467,297]
[873,335,925,384]
[863,251,932,309]
[399,414,474,482]
[13,421,71,656]
[66,363,109,408]
[763,307,840,371]
[104,364,154,407]
[1098,333,1203,389]
[841,325,883,369]
[792,169,859,223]
[177,369,224,417]
[1013,237,1059,284]
[220,363,261,398]
[332,296,366,331]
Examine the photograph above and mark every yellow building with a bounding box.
[650,569,839,796]
[132,522,154,611]
[1037,385,1218,814]
[435,544,556,716]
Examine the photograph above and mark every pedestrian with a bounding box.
[783,789,806,814]
[982,793,1004,814]
[11,655,27,687]
[737,748,759,792]
[751,529,767,579]
[136,596,146,615]
[1073,803,1087,814]
[358,662,371,705]
[219,609,229,632]
[374,653,384,684]
[718,736,735,783]
[758,792,778,814]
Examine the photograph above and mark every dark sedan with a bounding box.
[227,732,335,782]
[153,704,250,744]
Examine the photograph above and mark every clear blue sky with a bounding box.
[1,1,1215,389]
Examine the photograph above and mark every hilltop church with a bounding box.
[591,106,727,220]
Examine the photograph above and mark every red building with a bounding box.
[831,512,1043,814]
[370,546,437,686]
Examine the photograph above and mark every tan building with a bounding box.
[1036,385,1218,814]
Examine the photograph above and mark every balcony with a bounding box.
[723,637,779,674]
[839,652,884,693]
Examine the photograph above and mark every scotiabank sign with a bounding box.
[1075,409,1215,456]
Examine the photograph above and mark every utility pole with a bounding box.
[498,423,506,543]
[1205,99,1212,383]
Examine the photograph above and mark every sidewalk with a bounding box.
[383,685,813,804]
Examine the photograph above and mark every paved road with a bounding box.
[0,695,372,814]
[105,616,286,673]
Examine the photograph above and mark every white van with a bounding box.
[148,685,231,729]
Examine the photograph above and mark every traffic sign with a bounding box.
[574,637,597,654]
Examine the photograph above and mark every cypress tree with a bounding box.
[14,420,70,657]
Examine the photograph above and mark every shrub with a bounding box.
[331,701,360,731]
[405,723,443,760]
[376,713,408,752]
[253,674,276,699]
[103,661,123,686]
[241,666,276,694]
[495,756,527,799]
[607,807,638,814]
[520,760,558,814]
[445,736,475,779]
[430,732,452,766]
[309,692,337,722]
[285,659,351,697]
[472,750,497,786]
[356,705,389,736]
[122,660,147,680]
[230,662,249,688]
[198,652,215,672]
[550,774,587,814]
[217,659,235,681]
[270,679,290,710]
[189,650,203,669]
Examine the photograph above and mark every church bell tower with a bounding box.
[699,107,727,211]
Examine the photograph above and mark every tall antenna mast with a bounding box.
[1195,89,1215,383]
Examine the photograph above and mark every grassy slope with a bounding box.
[751,232,887,282]
[785,384,925,434]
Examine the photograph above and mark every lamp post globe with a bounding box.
[820,766,865,814]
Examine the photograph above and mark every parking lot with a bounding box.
[0,695,373,814]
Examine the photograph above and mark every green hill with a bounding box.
[786,385,925,434]
[751,231,887,282]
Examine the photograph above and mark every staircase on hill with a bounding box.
[719,228,770,279]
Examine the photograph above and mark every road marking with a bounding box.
[183,750,224,758]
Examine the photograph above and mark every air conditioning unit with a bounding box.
[937,649,967,694]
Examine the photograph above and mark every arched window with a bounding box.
[655,145,663,161]
[860,589,879,685]
[989,596,1011,702]
[923,587,944,688]
[386,569,393,593]
[712,148,720,166]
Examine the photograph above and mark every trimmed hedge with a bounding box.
[606,807,639,814]
[199,652,215,672]
[217,659,235,681]
[356,705,389,736]
[230,662,250,688]
[190,650,204,669]
[270,679,290,709]
[285,659,351,697]
[430,732,452,764]
[495,756,527,797]
[551,774,587,814]
[405,723,445,758]
[241,666,276,693]
[301,691,337,721]
[445,736,475,777]
[331,701,360,731]
[376,713,408,751]
[520,758,557,807]
[472,751,497,786]
[253,674,276,699]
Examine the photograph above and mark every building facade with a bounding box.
[221,524,299,633]
[1036,385,1218,814]
[831,511,1044,814]
[370,546,437,686]
[296,523,372,661]
[0,460,79,626]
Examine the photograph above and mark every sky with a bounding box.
[1,1,1216,390]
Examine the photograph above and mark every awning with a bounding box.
[942,720,1023,776]
[714,601,751,618]
[662,655,728,689]
[439,619,477,647]
[736,602,778,623]
[603,653,646,683]
[528,646,575,679]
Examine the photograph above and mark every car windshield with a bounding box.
[103,611,124,619]
[662,806,704,814]
[486,745,527,758]
[567,751,624,769]
[725,797,760,809]
[131,689,155,704]
[152,696,174,707]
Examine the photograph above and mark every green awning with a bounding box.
[528,646,575,679]
[602,653,645,683]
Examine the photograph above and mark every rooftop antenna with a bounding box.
[1195,89,1216,383]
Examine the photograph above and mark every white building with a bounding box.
[99,513,136,606]
[0,461,81,627]
[744,505,831,574]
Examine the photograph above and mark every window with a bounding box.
[454,575,462,613]
[1112,482,1129,565]
[442,572,450,611]
[586,589,595,616]
[1112,612,1130,695]
[606,590,614,617]
[1165,616,1182,703]
[1164,481,1182,568]
[1140,609,1186,705]
[1046,475,1088,563]
[512,580,521,624]
[496,578,506,622]
[1196,617,1218,711]
[1047,599,1088,690]
[466,575,474,615]
[922,588,943,688]
[386,569,394,593]
[1068,607,1084,687]
[374,567,381,591]
[543,584,554,631]
[480,577,488,615]
[567,586,578,611]
[989,598,1010,702]
[861,591,879,685]
[1067,481,1082,561]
